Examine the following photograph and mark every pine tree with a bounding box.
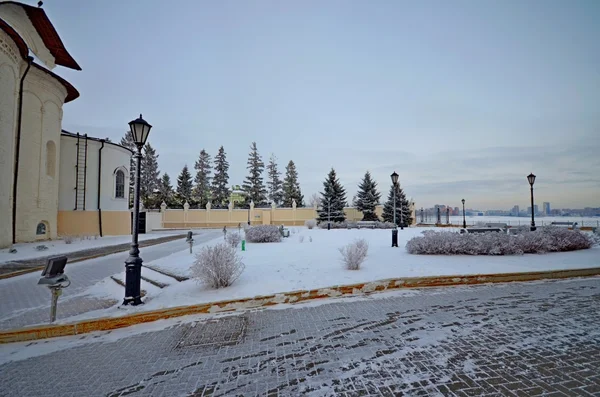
[382,183,413,227]
[193,149,212,209]
[266,154,283,206]
[242,142,267,207]
[317,168,347,223]
[211,146,230,207]
[176,165,193,206]
[282,160,304,207]
[355,171,381,221]
[140,143,160,208]
[157,173,174,207]
[120,131,136,207]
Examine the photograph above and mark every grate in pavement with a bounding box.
[175,315,247,349]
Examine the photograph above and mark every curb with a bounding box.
[0,234,187,280]
[1,267,599,344]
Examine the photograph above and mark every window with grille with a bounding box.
[115,170,125,198]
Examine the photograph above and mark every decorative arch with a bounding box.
[114,166,128,199]
[36,220,49,239]
[45,140,56,177]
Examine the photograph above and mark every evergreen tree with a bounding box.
[242,142,267,207]
[317,168,347,223]
[382,182,413,227]
[193,149,212,209]
[120,131,136,207]
[211,146,230,207]
[282,160,304,207]
[266,154,283,206]
[355,171,381,221]
[140,143,160,208]
[176,165,193,206]
[157,173,174,207]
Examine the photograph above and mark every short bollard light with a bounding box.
[37,256,70,323]
[242,240,246,251]
[186,231,194,254]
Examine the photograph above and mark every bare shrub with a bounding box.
[61,235,75,244]
[339,239,369,270]
[245,225,282,243]
[35,245,48,251]
[305,219,317,229]
[299,235,305,243]
[407,227,593,255]
[191,243,245,288]
[226,232,242,248]
[309,236,313,243]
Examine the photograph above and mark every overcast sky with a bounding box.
[49,0,599,210]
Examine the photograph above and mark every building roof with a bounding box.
[32,62,79,102]
[61,130,134,155]
[0,1,81,70]
[0,16,28,59]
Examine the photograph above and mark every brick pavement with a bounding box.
[1,277,599,396]
[0,231,221,330]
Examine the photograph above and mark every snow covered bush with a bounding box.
[407,227,593,255]
[346,221,358,229]
[61,235,75,244]
[191,242,245,288]
[339,239,369,270]
[319,221,348,229]
[375,221,396,229]
[299,235,305,243]
[244,225,282,243]
[226,232,242,248]
[305,219,317,229]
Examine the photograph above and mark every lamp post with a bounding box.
[390,172,399,247]
[461,198,466,229]
[247,205,250,225]
[123,114,152,306]
[528,173,536,231]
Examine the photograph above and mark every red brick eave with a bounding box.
[2,1,81,70]
[0,17,28,59]
[31,62,80,103]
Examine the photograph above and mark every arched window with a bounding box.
[115,170,125,198]
[46,141,56,177]
[36,222,47,235]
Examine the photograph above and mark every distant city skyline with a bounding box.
[46,0,598,209]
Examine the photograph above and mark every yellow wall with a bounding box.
[57,211,130,236]
[158,205,414,228]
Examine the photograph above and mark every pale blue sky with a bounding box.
[46,0,599,209]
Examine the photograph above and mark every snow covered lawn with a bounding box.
[79,227,600,317]
[0,232,184,264]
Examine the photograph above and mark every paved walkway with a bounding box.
[1,277,599,396]
[0,233,189,276]
[0,231,221,329]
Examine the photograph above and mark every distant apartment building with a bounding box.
[543,202,551,215]
[511,205,520,216]
[528,205,540,215]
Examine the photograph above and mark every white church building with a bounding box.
[0,2,132,248]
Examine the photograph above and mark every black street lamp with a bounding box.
[123,114,152,306]
[528,173,536,231]
[247,205,251,225]
[390,172,399,247]
[461,198,467,229]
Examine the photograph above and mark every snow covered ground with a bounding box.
[71,226,600,319]
[0,231,185,264]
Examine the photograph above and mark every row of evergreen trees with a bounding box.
[317,169,412,226]
[120,133,304,209]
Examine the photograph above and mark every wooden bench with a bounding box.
[356,221,377,229]
[460,227,504,234]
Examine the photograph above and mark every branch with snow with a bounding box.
[339,239,369,270]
